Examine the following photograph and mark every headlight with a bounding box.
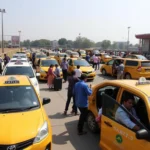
[40,69,46,73]
[34,121,48,143]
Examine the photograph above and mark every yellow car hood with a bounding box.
[0,109,44,144]
[41,67,61,72]
[80,66,94,72]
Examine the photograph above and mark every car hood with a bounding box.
[80,66,94,72]
[0,109,44,144]
[41,67,58,72]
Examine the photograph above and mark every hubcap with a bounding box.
[126,74,131,79]
[102,69,106,75]
[88,114,96,130]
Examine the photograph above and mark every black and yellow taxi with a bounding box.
[87,77,150,150]
[37,57,62,80]
[0,75,52,149]
[68,58,96,80]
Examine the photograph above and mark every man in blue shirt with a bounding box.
[74,74,92,135]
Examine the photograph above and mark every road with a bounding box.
[40,69,114,150]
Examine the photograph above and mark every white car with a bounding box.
[10,57,32,65]
[13,53,28,59]
[2,61,40,95]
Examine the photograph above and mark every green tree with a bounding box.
[111,42,117,49]
[58,38,67,46]
[95,42,102,47]
[101,40,111,49]
[22,40,30,47]
[67,40,73,48]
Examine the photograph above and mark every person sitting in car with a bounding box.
[115,98,140,131]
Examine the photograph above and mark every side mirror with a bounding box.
[42,98,51,105]
[136,129,150,139]
[36,73,40,76]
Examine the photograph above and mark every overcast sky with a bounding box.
[1,0,150,44]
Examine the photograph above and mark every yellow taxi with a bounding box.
[68,58,96,80]
[34,53,47,66]
[100,53,112,63]
[87,77,150,150]
[48,52,57,58]
[0,75,52,149]
[100,58,150,79]
[80,50,86,59]
[37,57,62,80]
[26,51,31,60]
[54,53,69,65]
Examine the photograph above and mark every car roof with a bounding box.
[114,58,149,62]
[10,58,27,60]
[0,75,31,86]
[6,62,31,67]
[98,80,150,97]
[70,58,84,60]
[13,53,26,56]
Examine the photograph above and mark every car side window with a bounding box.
[96,86,119,110]
[121,90,149,129]
[107,60,114,65]
[102,94,147,132]
[125,60,138,66]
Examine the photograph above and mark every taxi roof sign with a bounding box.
[5,76,20,84]
[136,77,150,85]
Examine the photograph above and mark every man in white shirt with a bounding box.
[115,98,140,131]
[75,65,82,78]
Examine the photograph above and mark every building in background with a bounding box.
[51,40,59,49]
[114,41,127,50]
[135,34,150,53]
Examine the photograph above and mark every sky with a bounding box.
[1,0,150,44]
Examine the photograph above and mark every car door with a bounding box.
[100,92,150,150]
[104,60,114,75]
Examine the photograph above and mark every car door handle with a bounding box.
[104,121,112,127]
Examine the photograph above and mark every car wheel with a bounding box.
[125,73,131,79]
[102,69,107,76]
[87,112,99,133]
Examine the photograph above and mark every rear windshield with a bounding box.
[141,62,150,67]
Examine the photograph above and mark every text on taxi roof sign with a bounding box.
[5,76,20,84]
[136,77,150,85]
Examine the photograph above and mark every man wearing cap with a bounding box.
[74,74,92,135]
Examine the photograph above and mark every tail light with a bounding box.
[137,66,142,72]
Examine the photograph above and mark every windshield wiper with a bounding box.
[0,108,25,113]
[0,106,39,113]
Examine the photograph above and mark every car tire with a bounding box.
[102,69,107,76]
[125,73,131,79]
[87,112,99,133]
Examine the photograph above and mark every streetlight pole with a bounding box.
[0,9,6,53]
[127,27,131,51]
[18,31,21,49]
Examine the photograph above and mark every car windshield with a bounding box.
[13,56,26,58]
[73,60,90,66]
[0,86,40,112]
[80,51,86,54]
[59,53,68,57]
[137,55,147,60]
[41,60,58,66]
[4,67,35,78]
[10,60,27,62]
[36,55,47,58]
[49,53,56,56]
[141,61,150,67]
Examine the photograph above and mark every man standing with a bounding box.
[74,74,92,135]
[61,58,68,83]
[3,54,10,66]
[54,64,60,77]
[117,60,124,79]
[74,65,82,78]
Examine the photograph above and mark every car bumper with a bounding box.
[132,72,150,79]
[25,134,52,150]
[86,72,96,79]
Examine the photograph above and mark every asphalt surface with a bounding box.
[40,69,114,150]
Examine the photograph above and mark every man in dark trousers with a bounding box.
[74,74,92,135]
